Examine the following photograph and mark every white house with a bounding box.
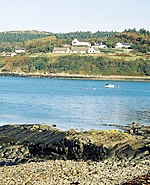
[72,38,91,47]
[94,42,107,49]
[115,42,131,49]
[71,47,88,54]
[53,47,70,53]
[88,47,100,54]
[15,48,26,53]
[2,52,16,57]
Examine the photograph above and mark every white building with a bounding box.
[71,47,88,54]
[115,42,131,49]
[88,47,100,54]
[2,52,16,57]
[72,38,91,47]
[94,42,107,49]
[53,47,70,53]
[15,48,26,53]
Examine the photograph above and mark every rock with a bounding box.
[0,124,149,166]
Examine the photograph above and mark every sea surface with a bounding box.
[0,76,149,130]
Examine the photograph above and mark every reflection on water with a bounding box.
[0,76,149,130]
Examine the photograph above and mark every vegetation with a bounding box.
[0,30,116,53]
[0,29,149,77]
[0,29,149,53]
[0,30,116,42]
[112,28,150,53]
[24,36,57,53]
[0,30,51,42]
[0,55,149,76]
[48,55,150,76]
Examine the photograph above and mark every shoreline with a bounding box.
[0,123,149,184]
[0,71,150,81]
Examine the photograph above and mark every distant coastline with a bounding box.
[0,72,150,81]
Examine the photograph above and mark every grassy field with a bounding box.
[1,48,149,61]
[37,49,150,61]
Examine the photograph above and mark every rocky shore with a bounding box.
[0,71,150,81]
[0,158,149,185]
[0,124,149,184]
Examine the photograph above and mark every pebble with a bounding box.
[0,158,149,185]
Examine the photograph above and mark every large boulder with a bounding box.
[0,124,149,166]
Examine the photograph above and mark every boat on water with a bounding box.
[105,83,116,88]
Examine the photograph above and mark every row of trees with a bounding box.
[53,31,117,39]
[0,30,116,53]
[124,28,150,35]
[1,55,150,76]
[0,31,50,42]
[113,29,150,53]
[49,55,150,76]
[0,29,149,53]
[0,30,116,43]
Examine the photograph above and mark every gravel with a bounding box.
[0,158,149,185]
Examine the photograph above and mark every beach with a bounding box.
[0,158,149,185]
[0,124,149,184]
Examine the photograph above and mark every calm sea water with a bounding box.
[0,76,149,130]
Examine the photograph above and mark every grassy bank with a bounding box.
[0,53,150,78]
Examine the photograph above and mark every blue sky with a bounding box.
[0,0,150,33]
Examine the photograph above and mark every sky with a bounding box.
[0,0,150,33]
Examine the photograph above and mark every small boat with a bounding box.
[105,83,115,88]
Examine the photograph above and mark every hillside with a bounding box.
[0,30,52,42]
[0,54,150,77]
[0,29,149,53]
[0,30,116,43]
[0,29,150,78]
[112,28,150,53]
[0,30,116,53]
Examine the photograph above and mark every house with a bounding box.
[72,38,91,47]
[115,42,131,49]
[2,52,16,57]
[15,48,26,53]
[94,42,107,49]
[71,47,88,54]
[53,47,70,53]
[88,47,100,54]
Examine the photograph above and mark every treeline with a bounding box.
[0,30,116,43]
[0,29,149,53]
[0,30,117,53]
[54,31,117,39]
[0,42,22,52]
[113,28,150,53]
[124,28,150,36]
[48,56,150,76]
[24,36,57,53]
[1,55,150,76]
[0,31,51,42]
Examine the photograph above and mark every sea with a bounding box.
[0,76,149,130]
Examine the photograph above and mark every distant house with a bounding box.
[53,47,70,53]
[2,52,16,57]
[94,42,107,49]
[15,48,26,53]
[115,42,131,49]
[72,38,91,47]
[88,47,100,54]
[71,47,88,54]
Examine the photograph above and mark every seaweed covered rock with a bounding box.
[0,124,149,166]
